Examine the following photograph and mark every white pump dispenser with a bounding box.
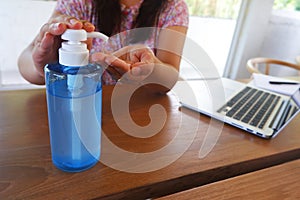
[59,29,109,67]
[45,29,108,172]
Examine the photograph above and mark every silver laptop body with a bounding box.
[174,78,300,139]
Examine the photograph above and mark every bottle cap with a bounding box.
[59,29,108,67]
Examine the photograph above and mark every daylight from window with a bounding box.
[0,0,299,89]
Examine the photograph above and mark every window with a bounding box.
[225,0,300,79]
[273,0,300,11]
[180,0,242,80]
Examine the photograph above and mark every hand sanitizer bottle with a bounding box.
[44,29,108,172]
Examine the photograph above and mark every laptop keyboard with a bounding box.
[218,87,280,129]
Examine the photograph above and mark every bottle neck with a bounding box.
[59,41,89,67]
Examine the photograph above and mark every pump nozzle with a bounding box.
[62,29,109,42]
[87,32,109,41]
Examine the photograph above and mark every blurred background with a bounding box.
[1,0,300,89]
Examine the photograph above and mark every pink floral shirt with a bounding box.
[55,0,189,84]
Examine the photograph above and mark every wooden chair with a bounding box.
[296,55,300,66]
[246,57,300,75]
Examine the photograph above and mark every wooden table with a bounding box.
[1,81,300,200]
[158,159,300,200]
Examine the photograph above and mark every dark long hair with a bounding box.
[92,0,168,43]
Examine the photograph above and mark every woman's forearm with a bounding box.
[141,62,179,94]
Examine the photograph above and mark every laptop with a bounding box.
[173,78,300,139]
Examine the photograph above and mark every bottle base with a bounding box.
[53,158,98,173]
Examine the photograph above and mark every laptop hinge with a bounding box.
[270,100,291,130]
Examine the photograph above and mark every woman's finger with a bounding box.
[130,47,155,63]
[91,53,131,72]
[131,62,154,76]
[40,32,55,50]
[55,14,83,29]
[35,22,65,49]
[82,21,95,32]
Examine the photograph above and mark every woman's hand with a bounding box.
[92,45,159,83]
[92,44,179,94]
[32,13,95,76]
[18,12,95,84]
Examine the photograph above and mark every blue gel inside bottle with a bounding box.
[45,63,102,172]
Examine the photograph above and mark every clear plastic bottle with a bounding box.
[44,29,108,172]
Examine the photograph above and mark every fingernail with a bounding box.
[84,21,94,28]
[45,32,51,37]
[70,19,79,25]
[50,23,61,30]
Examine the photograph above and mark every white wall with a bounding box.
[0,0,56,88]
[258,10,300,76]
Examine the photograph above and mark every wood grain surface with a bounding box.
[0,83,300,200]
[158,159,300,200]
